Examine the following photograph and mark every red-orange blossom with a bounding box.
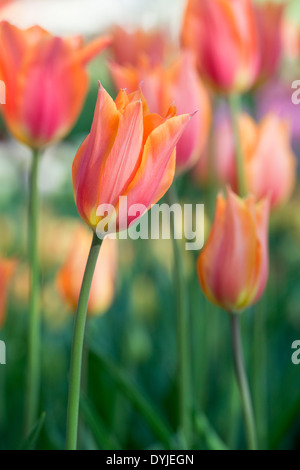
[72,83,192,235]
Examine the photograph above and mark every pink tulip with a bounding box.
[181,0,260,94]
[254,1,285,84]
[110,51,211,173]
[197,188,269,313]
[193,111,296,208]
[110,25,168,67]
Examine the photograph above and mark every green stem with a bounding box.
[25,149,41,435]
[228,94,248,198]
[66,232,102,450]
[167,183,192,449]
[230,313,257,450]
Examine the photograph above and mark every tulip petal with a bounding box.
[73,83,120,228]
[99,99,144,208]
[121,113,190,227]
[109,61,139,95]
[18,36,88,147]
[0,21,25,73]
[247,114,296,207]
[253,197,269,302]
[76,35,112,66]
[197,193,227,306]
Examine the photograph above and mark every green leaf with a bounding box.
[80,395,121,450]
[19,412,46,450]
[89,346,173,449]
[195,414,229,450]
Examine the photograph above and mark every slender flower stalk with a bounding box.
[228,94,248,198]
[66,232,102,450]
[69,83,192,449]
[167,183,192,449]
[25,149,41,435]
[229,313,257,450]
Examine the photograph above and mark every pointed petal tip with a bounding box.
[189,109,199,120]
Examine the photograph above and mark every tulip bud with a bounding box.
[200,111,296,209]
[0,21,111,149]
[181,0,260,94]
[72,82,191,235]
[56,225,117,315]
[197,188,269,313]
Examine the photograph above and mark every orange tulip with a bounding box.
[197,188,269,313]
[110,25,168,68]
[110,51,211,173]
[56,225,117,315]
[72,82,192,235]
[181,0,260,94]
[254,1,285,84]
[202,112,296,209]
[0,258,16,327]
[0,21,111,149]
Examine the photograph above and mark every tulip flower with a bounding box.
[109,51,211,173]
[110,25,168,67]
[0,258,16,328]
[0,21,111,434]
[254,1,285,84]
[68,83,192,449]
[56,225,117,315]
[199,111,296,208]
[72,82,192,235]
[181,0,260,94]
[197,188,268,450]
[0,21,111,149]
[197,188,269,313]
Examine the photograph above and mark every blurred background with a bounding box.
[0,0,300,451]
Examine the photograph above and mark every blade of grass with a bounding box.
[195,413,229,450]
[19,412,46,450]
[269,390,300,449]
[89,346,173,449]
[80,395,121,450]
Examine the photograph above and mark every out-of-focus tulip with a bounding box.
[256,79,300,146]
[0,21,111,149]
[72,82,191,235]
[110,26,168,67]
[181,0,260,94]
[0,258,16,327]
[110,51,211,173]
[194,111,296,208]
[254,1,285,84]
[39,215,80,269]
[56,225,117,315]
[0,0,12,11]
[242,113,296,208]
[192,105,234,186]
[197,188,269,313]
[282,16,300,61]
